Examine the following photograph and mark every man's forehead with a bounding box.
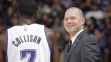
[65,9,79,17]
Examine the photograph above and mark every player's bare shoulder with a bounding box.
[45,27,57,48]
[0,31,7,52]
[45,27,56,38]
[45,27,60,62]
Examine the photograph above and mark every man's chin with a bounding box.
[67,31,73,34]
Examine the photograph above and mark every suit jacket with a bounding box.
[64,31,100,62]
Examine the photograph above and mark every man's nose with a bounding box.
[67,19,72,24]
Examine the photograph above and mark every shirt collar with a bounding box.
[70,29,84,44]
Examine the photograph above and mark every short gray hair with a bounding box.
[67,7,84,18]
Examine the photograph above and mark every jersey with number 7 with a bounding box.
[0,24,59,62]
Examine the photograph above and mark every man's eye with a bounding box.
[65,19,68,20]
[71,18,75,19]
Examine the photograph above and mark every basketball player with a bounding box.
[0,0,59,62]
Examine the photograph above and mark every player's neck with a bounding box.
[20,18,34,25]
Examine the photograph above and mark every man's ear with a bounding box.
[82,17,85,26]
[33,11,38,22]
[32,11,36,19]
[33,11,38,19]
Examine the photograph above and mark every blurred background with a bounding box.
[0,0,111,62]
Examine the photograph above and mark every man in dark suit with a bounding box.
[64,7,100,62]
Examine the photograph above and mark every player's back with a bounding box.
[6,23,51,62]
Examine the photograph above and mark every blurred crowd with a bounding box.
[0,0,111,62]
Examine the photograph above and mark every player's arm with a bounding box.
[46,27,60,62]
[0,32,7,62]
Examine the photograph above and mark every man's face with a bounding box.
[64,9,84,35]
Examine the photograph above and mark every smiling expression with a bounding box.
[64,8,85,37]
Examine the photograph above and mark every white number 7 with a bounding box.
[20,49,36,62]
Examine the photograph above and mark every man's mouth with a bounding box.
[67,25,74,27]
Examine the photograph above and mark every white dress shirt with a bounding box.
[70,29,84,44]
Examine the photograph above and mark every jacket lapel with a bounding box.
[64,44,68,62]
[65,37,80,62]
[65,31,85,62]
